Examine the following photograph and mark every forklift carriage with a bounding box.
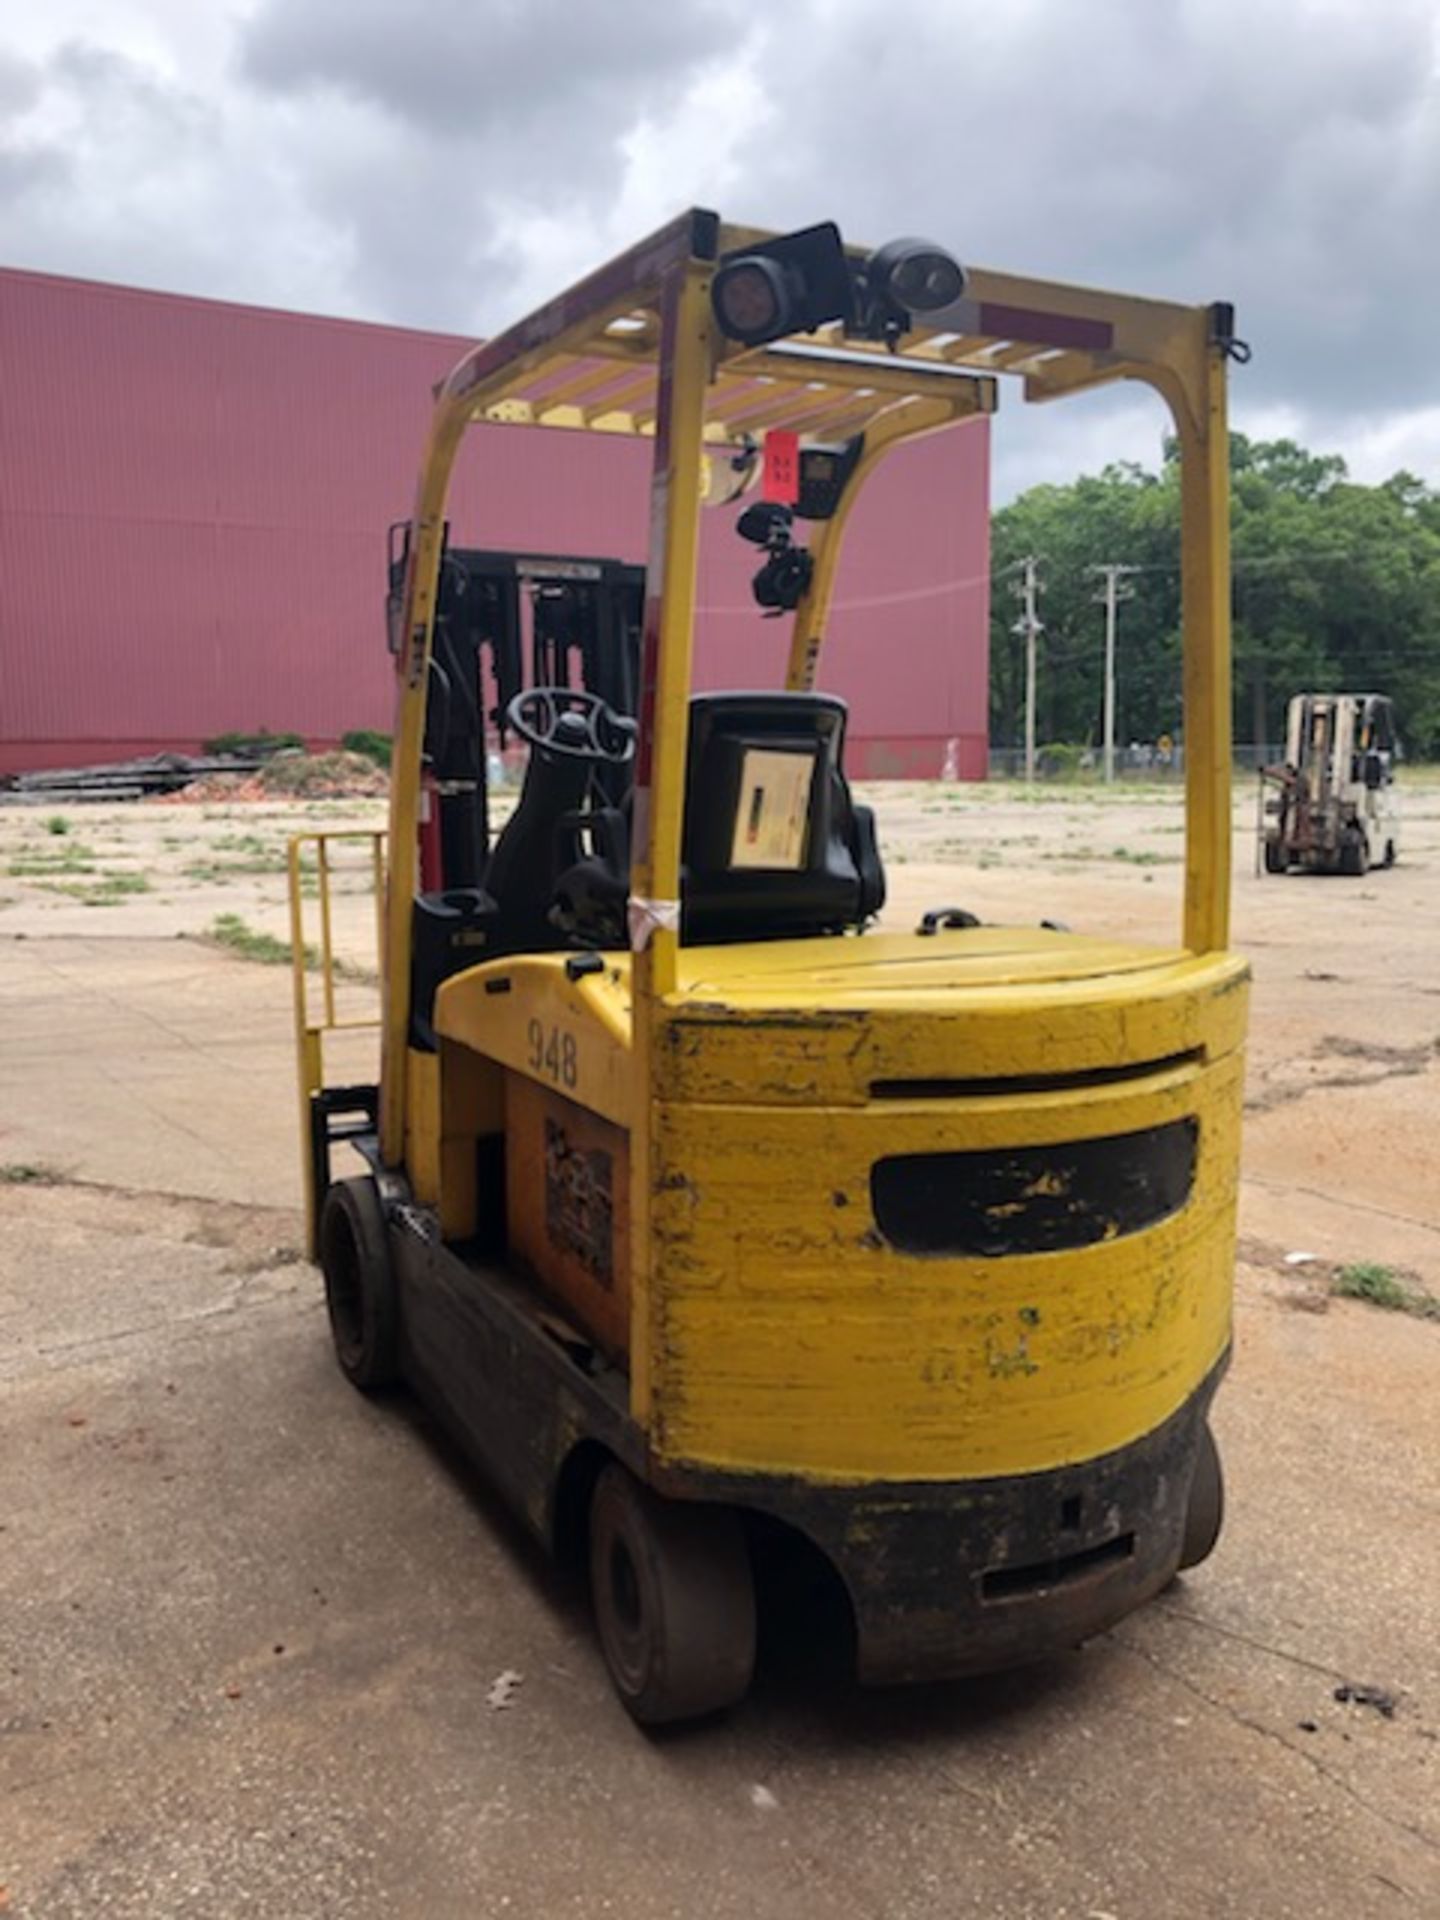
[290,210,1248,1723]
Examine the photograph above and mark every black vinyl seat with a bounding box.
[680,692,884,944]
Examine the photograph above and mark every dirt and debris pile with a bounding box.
[2,751,265,803]
[151,750,389,804]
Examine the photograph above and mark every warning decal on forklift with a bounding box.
[730,748,814,870]
[544,1119,615,1287]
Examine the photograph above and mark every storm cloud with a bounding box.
[2,0,1437,495]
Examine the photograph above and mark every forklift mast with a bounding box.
[386,527,645,891]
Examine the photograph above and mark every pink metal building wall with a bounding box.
[0,267,990,778]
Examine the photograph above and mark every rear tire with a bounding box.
[1178,1423,1224,1570]
[1262,838,1288,875]
[589,1463,756,1725]
[1382,839,1396,869]
[318,1177,398,1391]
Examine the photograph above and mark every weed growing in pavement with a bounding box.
[202,912,378,984]
[8,844,97,876]
[205,912,312,966]
[213,832,274,856]
[39,872,151,905]
[1333,1262,1440,1320]
[1109,845,1176,867]
[0,1162,61,1185]
[184,854,289,881]
[45,815,71,835]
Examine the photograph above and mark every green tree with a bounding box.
[989,434,1440,758]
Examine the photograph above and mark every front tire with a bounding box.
[588,1463,756,1725]
[1262,838,1288,875]
[1178,1423,1224,1570]
[318,1177,399,1391]
[1338,833,1369,876]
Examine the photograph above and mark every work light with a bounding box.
[867,239,966,315]
[712,259,789,346]
[857,238,967,348]
[711,222,855,348]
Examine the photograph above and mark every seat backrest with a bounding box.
[681,692,884,944]
[483,714,593,954]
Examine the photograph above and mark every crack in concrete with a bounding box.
[1109,1637,1440,1864]
[1151,1601,1363,1682]
[1243,1172,1440,1240]
[22,1289,306,1370]
[1244,1059,1436,1121]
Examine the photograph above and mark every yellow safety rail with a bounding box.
[288,828,387,1253]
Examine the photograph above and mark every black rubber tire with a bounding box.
[1338,834,1369,877]
[588,1463,756,1726]
[1262,838,1288,875]
[1178,1423,1224,1570]
[318,1176,399,1391]
[1382,839,1396,869]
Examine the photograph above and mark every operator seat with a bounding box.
[484,710,598,955]
[679,692,884,944]
[548,692,885,950]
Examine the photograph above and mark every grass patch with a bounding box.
[1333,1262,1440,1320]
[0,1162,61,1185]
[184,855,289,881]
[8,843,97,876]
[45,814,71,836]
[206,912,312,967]
[1109,845,1176,867]
[41,872,151,905]
[212,832,274,856]
[201,912,376,982]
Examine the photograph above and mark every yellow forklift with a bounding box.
[291,212,1249,1722]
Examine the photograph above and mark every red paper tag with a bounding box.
[763,430,800,505]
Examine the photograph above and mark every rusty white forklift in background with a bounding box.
[1259,693,1400,876]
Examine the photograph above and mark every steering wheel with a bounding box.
[506,687,637,765]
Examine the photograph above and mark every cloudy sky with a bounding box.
[3,0,1438,500]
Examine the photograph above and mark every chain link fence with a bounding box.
[985,744,1282,781]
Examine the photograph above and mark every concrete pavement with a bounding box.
[3,1166,1438,1918]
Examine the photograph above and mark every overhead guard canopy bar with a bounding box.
[424,212,1215,452]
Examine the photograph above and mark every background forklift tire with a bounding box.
[589,1463,756,1726]
[1338,834,1369,876]
[1262,838,1288,875]
[318,1177,399,1392]
[1178,1423,1224,1570]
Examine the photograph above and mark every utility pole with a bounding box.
[1012,557,1043,783]
[1087,564,1140,782]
